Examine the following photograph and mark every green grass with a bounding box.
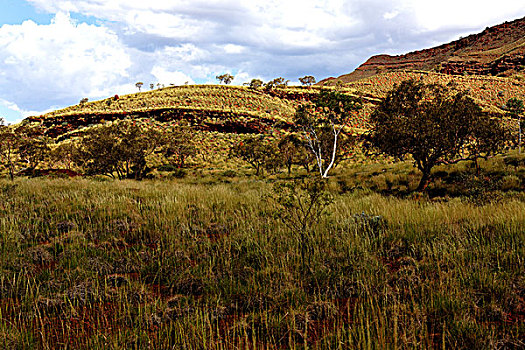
[0,168,523,349]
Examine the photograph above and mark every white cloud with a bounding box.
[3,0,524,118]
[223,44,245,54]
[409,0,525,31]
[0,12,131,111]
[0,98,53,124]
[383,11,399,20]
[151,66,194,86]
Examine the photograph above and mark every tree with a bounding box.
[299,76,316,87]
[506,98,524,153]
[135,82,144,92]
[366,80,509,191]
[294,89,361,178]
[162,123,197,168]
[249,78,263,89]
[50,141,78,170]
[265,77,288,90]
[271,179,333,268]
[216,74,234,85]
[76,121,164,180]
[229,135,276,176]
[278,134,311,175]
[16,126,50,174]
[150,83,154,90]
[0,119,17,181]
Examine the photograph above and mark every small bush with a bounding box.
[221,170,237,178]
[500,175,522,191]
[170,168,187,178]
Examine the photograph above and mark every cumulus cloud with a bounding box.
[0,12,132,114]
[151,66,194,86]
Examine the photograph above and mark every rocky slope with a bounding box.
[323,16,525,84]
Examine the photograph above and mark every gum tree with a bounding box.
[299,75,316,87]
[294,89,361,178]
[216,74,234,85]
[366,80,509,191]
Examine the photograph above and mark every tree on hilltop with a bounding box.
[366,80,509,191]
[135,82,144,92]
[299,76,316,87]
[265,77,288,90]
[249,78,263,89]
[216,74,234,85]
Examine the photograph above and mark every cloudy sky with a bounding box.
[0,0,524,123]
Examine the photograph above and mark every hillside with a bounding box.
[322,16,525,84]
[24,85,298,138]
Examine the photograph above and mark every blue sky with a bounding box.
[1,0,524,124]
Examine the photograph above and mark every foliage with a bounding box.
[299,75,316,87]
[271,178,333,267]
[75,121,165,179]
[162,123,197,168]
[135,82,144,92]
[15,126,50,174]
[248,78,263,89]
[294,89,361,177]
[0,121,17,180]
[49,141,77,170]
[366,79,509,191]
[229,135,278,175]
[216,74,234,85]
[277,133,311,174]
[506,97,524,152]
[265,77,288,90]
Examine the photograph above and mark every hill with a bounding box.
[322,16,525,84]
[24,85,298,139]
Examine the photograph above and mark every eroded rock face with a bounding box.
[323,16,525,83]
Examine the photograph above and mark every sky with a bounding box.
[0,0,524,124]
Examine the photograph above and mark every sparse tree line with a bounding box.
[231,80,521,191]
[1,79,523,192]
[216,74,317,89]
[0,119,196,180]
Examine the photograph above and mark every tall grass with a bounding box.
[0,178,523,349]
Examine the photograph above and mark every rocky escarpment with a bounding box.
[323,16,525,84]
[25,108,293,140]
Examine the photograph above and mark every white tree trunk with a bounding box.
[321,126,341,178]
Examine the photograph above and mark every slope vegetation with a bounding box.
[322,16,525,84]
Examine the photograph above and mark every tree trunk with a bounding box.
[8,162,14,181]
[519,116,522,154]
[416,170,431,192]
[474,158,480,175]
[321,128,340,178]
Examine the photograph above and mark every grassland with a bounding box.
[1,153,524,349]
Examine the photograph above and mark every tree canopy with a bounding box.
[294,89,361,178]
[216,74,234,85]
[366,79,509,191]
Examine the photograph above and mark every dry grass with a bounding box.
[0,162,523,348]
